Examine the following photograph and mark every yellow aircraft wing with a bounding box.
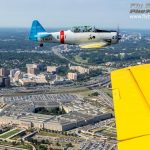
[79,42,107,49]
[111,64,150,150]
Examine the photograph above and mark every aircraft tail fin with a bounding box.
[29,20,46,41]
[111,64,150,150]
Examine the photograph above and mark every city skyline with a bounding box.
[0,0,149,29]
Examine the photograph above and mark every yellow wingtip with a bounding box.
[111,64,150,150]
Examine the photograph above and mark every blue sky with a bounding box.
[0,0,149,29]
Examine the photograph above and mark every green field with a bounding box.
[0,141,32,150]
[39,131,79,139]
[74,55,88,64]
[39,131,64,138]
[78,89,94,97]
[0,129,21,139]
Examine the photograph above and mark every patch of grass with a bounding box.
[11,132,26,140]
[78,89,93,97]
[0,141,12,146]
[74,55,88,64]
[11,135,21,140]
[0,129,21,139]
[16,144,32,149]
[39,131,63,138]
[39,131,79,139]
[0,141,32,149]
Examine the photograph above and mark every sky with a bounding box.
[0,0,150,29]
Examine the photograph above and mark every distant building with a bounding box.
[47,66,58,73]
[35,74,48,84]
[3,77,10,87]
[13,71,23,82]
[0,68,10,77]
[0,77,10,87]
[19,74,48,86]
[69,66,89,74]
[26,64,40,75]
[19,78,36,86]
[28,68,38,75]
[26,64,39,69]
[0,112,112,131]
[0,78,3,87]
[10,69,20,78]
[67,72,77,80]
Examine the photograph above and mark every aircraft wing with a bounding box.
[111,64,150,150]
[79,41,108,49]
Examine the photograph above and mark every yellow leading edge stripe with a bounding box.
[111,64,150,150]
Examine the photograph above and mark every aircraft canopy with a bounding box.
[71,26,94,33]
[71,26,116,33]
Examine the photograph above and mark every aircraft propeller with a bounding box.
[117,26,122,41]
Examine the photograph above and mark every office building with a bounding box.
[67,72,77,80]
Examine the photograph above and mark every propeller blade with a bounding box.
[117,25,121,41]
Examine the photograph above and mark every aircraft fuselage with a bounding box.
[38,30,118,45]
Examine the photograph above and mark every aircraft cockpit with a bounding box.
[71,26,116,33]
[71,26,93,33]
